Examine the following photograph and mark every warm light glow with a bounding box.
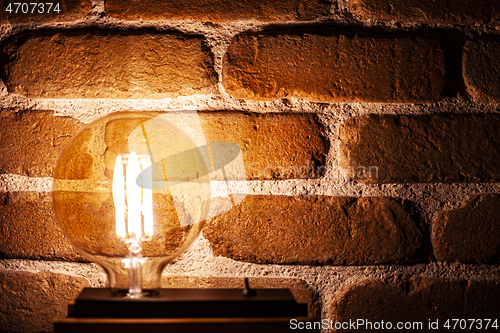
[113,153,154,239]
[113,155,126,238]
[126,152,142,238]
[53,111,209,293]
[140,157,154,237]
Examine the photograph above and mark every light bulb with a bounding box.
[53,111,210,297]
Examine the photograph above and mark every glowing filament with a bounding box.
[113,153,153,239]
[140,158,154,237]
[126,152,142,237]
[113,155,126,238]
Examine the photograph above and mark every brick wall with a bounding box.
[1,0,500,332]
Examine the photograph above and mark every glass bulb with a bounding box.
[53,111,210,296]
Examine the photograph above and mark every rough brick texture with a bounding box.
[162,276,319,317]
[0,192,83,261]
[223,34,445,103]
[0,0,91,25]
[0,271,89,333]
[340,114,500,183]
[0,109,82,177]
[350,0,500,25]
[200,112,329,180]
[204,195,422,265]
[1,32,216,98]
[332,278,500,332]
[54,111,328,181]
[106,0,330,22]
[433,194,500,263]
[463,39,500,104]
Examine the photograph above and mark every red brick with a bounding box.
[465,280,500,319]
[1,32,216,98]
[54,111,328,182]
[0,192,83,261]
[204,195,422,265]
[0,0,90,25]
[223,34,445,103]
[0,109,83,177]
[331,278,500,332]
[433,194,500,263]
[55,127,93,180]
[0,271,89,333]
[106,0,330,22]
[200,112,329,180]
[339,114,500,183]
[350,0,500,25]
[463,39,500,104]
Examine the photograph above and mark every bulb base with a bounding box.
[73,287,308,318]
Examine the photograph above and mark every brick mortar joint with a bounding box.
[2,258,500,277]
[4,17,500,37]
[1,258,500,296]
